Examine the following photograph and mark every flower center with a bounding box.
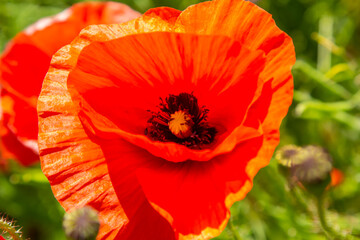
[146,92,216,148]
[168,110,194,139]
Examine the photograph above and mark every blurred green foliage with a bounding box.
[1,0,360,239]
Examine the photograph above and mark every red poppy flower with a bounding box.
[0,2,140,166]
[330,168,344,187]
[38,0,295,239]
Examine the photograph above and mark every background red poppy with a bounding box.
[0,1,140,166]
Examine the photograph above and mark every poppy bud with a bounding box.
[63,206,100,240]
[291,145,332,196]
[291,146,332,183]
[275,145,302,179]
[275,145,303,167]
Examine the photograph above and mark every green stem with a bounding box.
[316,194,349,240]
[228,217,242,240]
[0,217,23,240]
[317,195,335,239]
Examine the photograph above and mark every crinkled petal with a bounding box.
[38,16,179,239]
[38,44,127,240]
[144,7,181,24]
[126,135,263,239]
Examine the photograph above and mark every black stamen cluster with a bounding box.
[146,92,217,149]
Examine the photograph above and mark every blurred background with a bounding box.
[0,0,360,239]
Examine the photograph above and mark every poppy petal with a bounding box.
[175,0,295,105]
[38,44,128,239]
[144,7,181,24]
[1,37,51,98]
[68,31,266,163]
[99,139,176,240]
[176,0,285,52]
[133,135,264,239]
[0,122,38,166]
[241,31,295,192]
[226,56,294,217]
[175,0,295,204]
[1,90,38,139]
[0,91,38,165]
[38,16,181,239]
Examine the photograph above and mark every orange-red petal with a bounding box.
[171,0,295,213]
[144,7,181,24]
[176,0,287,52]
[0,124,38,166]
[38,43,128,239]
[134,136,263,239]
[0,90,38,165]
[100,139,177,240]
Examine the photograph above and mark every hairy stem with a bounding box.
[0,216,23,240]
[316,194,346,240]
